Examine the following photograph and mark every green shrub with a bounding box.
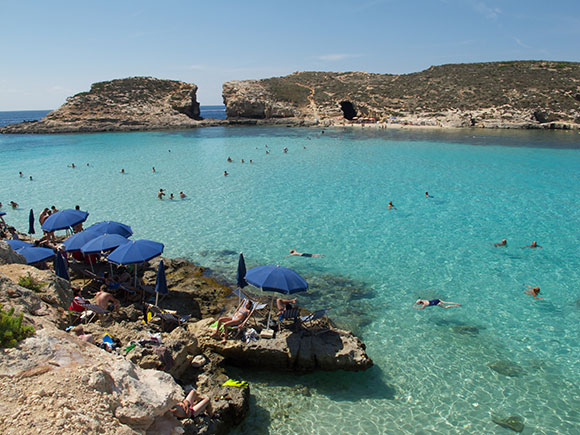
[0,305,35,348]
[18,273,45,293]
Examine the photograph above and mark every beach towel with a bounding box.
[223,379,248,388]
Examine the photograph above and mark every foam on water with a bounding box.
[1,126,579,433]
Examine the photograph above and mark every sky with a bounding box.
[1,0,579,110]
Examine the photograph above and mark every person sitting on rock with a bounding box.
[170,389,212,419]
[69,288,87,312]
[211,300,253,343]
[94,289,120,313]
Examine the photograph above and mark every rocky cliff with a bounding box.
[1,77,206,134]
[222,61,580,129]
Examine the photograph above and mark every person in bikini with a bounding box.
[211,300,253,343]
[170,389,212,419]
[414,299,461,309]
[287,249,324,258]
[524,286,544,300]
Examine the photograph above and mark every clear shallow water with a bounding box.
[1,126,580,433]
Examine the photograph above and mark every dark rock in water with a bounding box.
[492,415,525,432]
[487,360,524,377]
[217,249,238,256]
[576,298,580,308]
[453,325,479,335]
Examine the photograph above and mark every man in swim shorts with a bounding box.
[287,249,324,258]
[414,299,461,309]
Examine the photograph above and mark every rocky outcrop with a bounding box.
[1,77,209,134]
[192,318,373,372]
[0,242,26,266]
[222,61,580,129]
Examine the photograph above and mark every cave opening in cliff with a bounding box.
[340,101,357,120]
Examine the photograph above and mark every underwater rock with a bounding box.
[487,360,524,377]
[492,415,525,432]
[576,298,580,308]
[453,325,479,335]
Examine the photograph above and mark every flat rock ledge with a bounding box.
[192,318,373,372]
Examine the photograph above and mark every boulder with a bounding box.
[0,242,26,265]
[192,318,373,372]
[492,415,525,432]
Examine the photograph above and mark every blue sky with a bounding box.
[1,0,579,110]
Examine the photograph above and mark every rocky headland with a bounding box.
[0,241,372,434]
[223,61,580,130]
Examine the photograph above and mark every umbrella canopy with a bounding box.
[80,233,130,254]
[0,211,6,216]
[5,240,33,250]
[63,230,101,251]
[86,221,133,238]
[245,265,308,294]
[107,240,164,265]
[16,246,55,264]
[237,253,247,289]
[28,209,35,235]
[41,209,89,232]
[54,252,69,281]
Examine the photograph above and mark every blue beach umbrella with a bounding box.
[245,265,308,295]
[41,209,89,232]
[5,240,33,250]
[63,230,101,252]
[155,260,168,306]
[16,246,55,264]
[54,252,69,281]
[28,209,35,235]
[86,221,133,238]
[107,240,164,265]
[0,211,6,216]
[80,233,130,255]
[245,265,308,328]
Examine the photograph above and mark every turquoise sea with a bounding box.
[1,123,579,434]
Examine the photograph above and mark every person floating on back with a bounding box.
[524,286,544,300]
[413,299,461,309]
[286,249,324,258]
[521,241,542,249]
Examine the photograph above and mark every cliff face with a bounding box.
[222,61,580,129]
[2,77,203,134]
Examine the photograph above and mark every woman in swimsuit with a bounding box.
[524,286,544,300]
[414,299,461,309]
[211,300,253,343]
[170,389,212,419]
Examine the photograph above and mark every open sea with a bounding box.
[1,111,579,434]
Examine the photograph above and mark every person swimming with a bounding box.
[179,191,186,199]
[227,157,232,162]
[521,241,542,249]
[286,249,324,258]
[223,171,229,176]
[524,286,544,300]
[413,299,461,309]
[157,189,165,199]
[387,201,397,210]
[494,239,507,247]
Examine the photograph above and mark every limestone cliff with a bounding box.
[222,61,580,129]
[1,77,203,134]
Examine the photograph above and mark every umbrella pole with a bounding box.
[266,297,274,330]
[89,255,94,273]
[155,292,159,307]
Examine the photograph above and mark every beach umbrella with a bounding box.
[0,211,6,216]
[86,221,133,238]
[107,240,164,296]
[245,264,308,328]
[53,252,69,281]
[5,240,33,250]
[236,253,248,304]
[80,233,130,254]
[28,209,35,235]
[63,230,101,251]
[16,246,55,264]
[41,208,89,232]
[107,240,164,265]
[154,260,168,306]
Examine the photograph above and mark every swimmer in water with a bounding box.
[413,299,461,309]
[241,159,245,163]
[152,167,156,173]
[227,157,232,162]
[19,171,23,177]
[10,201,19,209]
[521,241,542,249]
[387,201,397,210]
[223,171,229,176]
[425,191,433,198]
[524,286,544,300]
[71,163,75,168]
[179,191,186,199]
[169,193,174,200]
[494,239,507,247]
[286,249,325,258]
[120,168,125,174]
[157,189,165,200]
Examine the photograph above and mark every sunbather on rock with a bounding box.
[94,289,120,312]
[211,300,253,343]
[71,326,94,344]
[170,389,212,419]
[276,297,297,316]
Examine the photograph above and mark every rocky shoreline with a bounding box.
[0,241,372,434]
